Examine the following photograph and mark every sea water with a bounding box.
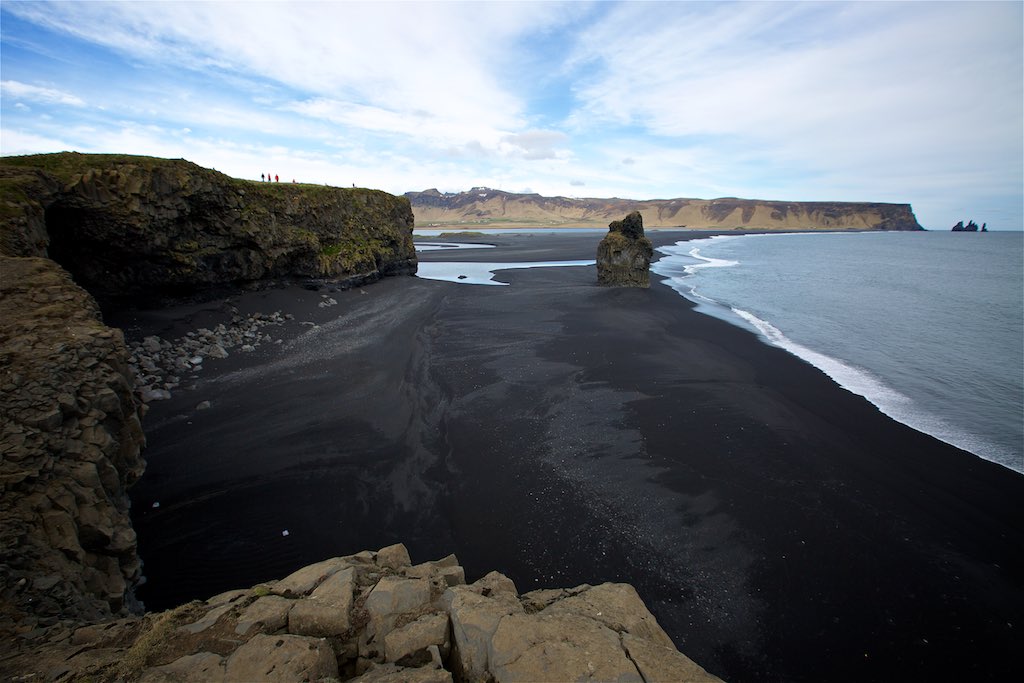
[652,231,1024,474]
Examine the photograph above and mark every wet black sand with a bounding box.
[117,232,1024,682]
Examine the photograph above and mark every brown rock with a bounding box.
[596,211,654,288]
[621,632,724,682]
[489,613,643,683]
[539,582,675,648]
[273,557,350,597]
[139,651,226,683]
[383,612,450,665]
[224,633,338,682]
[350,663,453,683]
[235,595,294,636]
[376,542,412,570]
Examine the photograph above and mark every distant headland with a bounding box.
[406,187,925,231]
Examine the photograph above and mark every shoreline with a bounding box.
[115,232,1024,682]
[652,231,1023,474]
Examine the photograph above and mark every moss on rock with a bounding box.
[0,153,417,306]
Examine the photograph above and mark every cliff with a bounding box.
[406,188,924,231]
[1,153,417,306]
[0,257,146,631]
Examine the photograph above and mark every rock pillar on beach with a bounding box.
[597,211,654,287]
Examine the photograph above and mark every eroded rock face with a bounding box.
[597,211,654,288]
[0,257,146,632]
[0,153,417,306]
[0,544,723,682]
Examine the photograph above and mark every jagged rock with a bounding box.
[445,574,525,682]
[490,612,643,682]
[537,582,674,648]
[622,631,721,683]
[287,567,354,638]
[350,663,453,683]
[952,219,980,232]
[224,633,338,682]
[273,556,351,598]
[0,257,145,629]
[235,595,293,636]
[138,651,226,683]
[383,612,450,665]
[0,547,721,683]
[361,576,434,659]
[597,211,654,288]
[377,542,412,570]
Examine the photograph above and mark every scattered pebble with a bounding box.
[127,311,289,400]
[152,502,160,509]
[281,530,290,537]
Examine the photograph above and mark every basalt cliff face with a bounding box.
[407,188,924,231]
[0,257,146,631]
[1,153,417,305]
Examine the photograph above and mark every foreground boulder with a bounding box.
[0,153,417,306]
[0,544,722,682]
[597,211,654,287]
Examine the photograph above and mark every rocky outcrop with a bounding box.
[952,220,985,232]
[0,544,722,682]
[1,153,417,306]
[597,211,654,287]
[407,187,925,231]
[0,257,146,632]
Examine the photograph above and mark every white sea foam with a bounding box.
[416,260,595,286]
[652,239,740,309]
[729,307,997,459]
[652,237,1020,470]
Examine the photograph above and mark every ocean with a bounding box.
[652,230,1024,474]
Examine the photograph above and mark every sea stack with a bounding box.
[597,211,654,287]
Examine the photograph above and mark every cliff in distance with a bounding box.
[406,187,924,231]
[1,153,417,306]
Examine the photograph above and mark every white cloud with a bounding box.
[2,1,568,146]
[2,1,1020,228]
[567,1,1022,216]
[501,130,569,160]
[1,80,85,107]
[0,129,76,156]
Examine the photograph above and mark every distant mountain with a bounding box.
[405,188,924,231]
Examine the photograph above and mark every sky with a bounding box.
[1,1,1021,230]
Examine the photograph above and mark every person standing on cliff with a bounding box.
[261,173,265,182]
[274,174,279,182]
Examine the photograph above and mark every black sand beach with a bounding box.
[115,232,1024,682]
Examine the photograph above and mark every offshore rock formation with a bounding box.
[407,187,925,230]
[0,257,146,630]
[952,220,986,232]
[597,211,654,288]
[0,544,721,682]
[0,153,417,306]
